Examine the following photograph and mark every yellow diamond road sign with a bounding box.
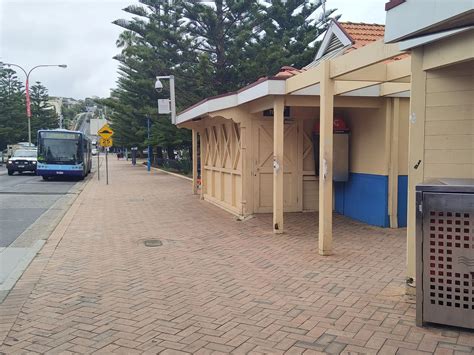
[99,137,113,147]
[98,124,114,139]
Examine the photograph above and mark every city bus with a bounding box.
[37,129,92,180]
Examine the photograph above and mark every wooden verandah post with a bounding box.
[319,61,334,255]
[273,96,285,233]
[192,129,198,195]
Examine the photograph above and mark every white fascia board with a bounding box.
[387,90,410,98]
[291,83,321,96]
[237,81,269,104]
[399,26,474,50]
[341,85,381,97]
[176,101,210,124]
[237,80,285,104]
[207,94,238,112]
[176,80,285,125]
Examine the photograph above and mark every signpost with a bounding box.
[98,124,114,185]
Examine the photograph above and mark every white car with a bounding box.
[7,149,37,175]
[91,148,98,156]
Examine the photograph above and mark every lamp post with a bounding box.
[147,116,151,172]
[155,75,176,124]
[1,63,67,146]
[151,75,176,173]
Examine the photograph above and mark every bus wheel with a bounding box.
[42,176,49,181]
[7,170,13,176]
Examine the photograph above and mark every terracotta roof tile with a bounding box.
[274,66,304,78]
[337,22,385,53]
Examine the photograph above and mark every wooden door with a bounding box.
[253,119,300,213]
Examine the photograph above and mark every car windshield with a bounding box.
[13,150,37,158]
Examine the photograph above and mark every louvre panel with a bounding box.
[326,34,344,53]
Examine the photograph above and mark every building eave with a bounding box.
[176,79,286,125]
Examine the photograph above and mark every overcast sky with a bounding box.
[0,0,386,100]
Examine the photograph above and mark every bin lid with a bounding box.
[416,178,474,193]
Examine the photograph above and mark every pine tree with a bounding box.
[0,69,27,149]
[29,82,58,143]
[182,0,262,94]
[104,0,195,155]
[250,0,335,77]
[105,0,337,156]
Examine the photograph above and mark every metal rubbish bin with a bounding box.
[416,179,474,329]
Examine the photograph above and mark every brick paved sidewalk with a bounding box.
[1,159,473,354]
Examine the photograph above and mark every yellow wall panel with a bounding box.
[235,175,242,207]
[303,178,319,211]
[425,120,473,136]
[424,164,474,178]
[398,99,410,175]
[259,173,273,209]
[425,149,474,165]
[426,91,474,107]
[426,75,473,93]
[424,61,474,180]
[345,108,387,175]
[425,135,474,150]
[426,105,473,121]
[223,173,232,205]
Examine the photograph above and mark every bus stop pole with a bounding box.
[106,148,109,185]
[97,150,100,180]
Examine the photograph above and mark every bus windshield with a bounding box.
[38,132,82,164]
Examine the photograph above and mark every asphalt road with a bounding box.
[0,111,95,248]
[0,170,79,247]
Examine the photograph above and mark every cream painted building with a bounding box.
[176,20,413,257]
[384,0,474,285]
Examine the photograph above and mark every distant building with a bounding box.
[89,118,108,145]
[47,97,63,116]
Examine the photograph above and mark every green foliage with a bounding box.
[0,69,27,149]
[0,69,59,149]
[251,0,336,77]
[29,82,59,142]
[104,0,335,153]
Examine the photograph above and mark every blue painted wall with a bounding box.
[334,173,389,227]
[397,175,408,228]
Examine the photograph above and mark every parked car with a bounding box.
[91,148,98,156]
[7,149,37,175]
[6,142,35,158]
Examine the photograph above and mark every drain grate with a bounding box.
[144,239,162,247]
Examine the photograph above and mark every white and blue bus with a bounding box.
[37,129,92,180]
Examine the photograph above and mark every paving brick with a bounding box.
[0,159,472,353]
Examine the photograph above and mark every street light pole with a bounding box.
[1,63,67,146]
[155,75,176,124]
[147,116,151,172]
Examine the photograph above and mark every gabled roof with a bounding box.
[342,22,386,49]
[176,20,408,125]
[306,20,385,68]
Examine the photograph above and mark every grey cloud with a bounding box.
[1,0,136,99]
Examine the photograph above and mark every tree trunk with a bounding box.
[188,144,192,162]
[215,0,226,93]
[167,146,175,160]
[156,146,163,159]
